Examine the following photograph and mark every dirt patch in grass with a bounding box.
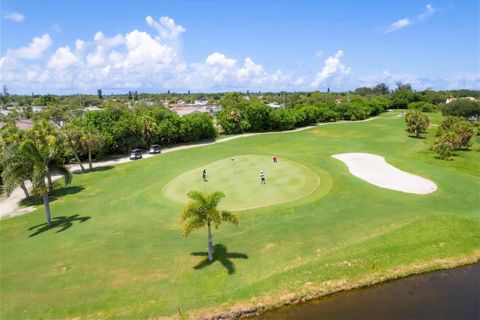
[109,268,168,288]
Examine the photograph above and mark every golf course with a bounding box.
[1,110,479,319]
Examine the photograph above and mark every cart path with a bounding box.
[0,117,379,219]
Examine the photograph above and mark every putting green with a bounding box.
[162,154,320,210]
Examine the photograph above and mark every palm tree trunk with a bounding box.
[47,171,53,192]
[68,140,85,171]
[20,181,30,198]
[42,193,52,226]
[207,221,214,261]
[88,147,93,170]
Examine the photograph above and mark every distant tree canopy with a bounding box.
[441,99,480,120]
[408,101,437,112]
[216,92,389,134]
[80,104,216,153]
[1,87,478,167]
[354,83,390,96]
[34,94,59,106]
[391,83,421,109]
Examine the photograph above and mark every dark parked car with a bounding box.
[129,149,143,160]
[149,144,161,154]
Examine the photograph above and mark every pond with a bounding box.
[256,263,479,319]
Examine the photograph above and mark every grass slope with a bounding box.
[0,111,479,319]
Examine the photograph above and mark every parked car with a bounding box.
[149,144,161,154]
[129,149,143,160]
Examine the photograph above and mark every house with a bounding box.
[446,97,477,104]
[15,119,34,130]
[167,103,223,117]
[84,105,101,111]
[194,100,209,106]
[0,119,33,130]
[32,105,46,113]
[168,104,209,116]
[268,103,282,109]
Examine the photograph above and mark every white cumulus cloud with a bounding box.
[146,16,186,39]
[47,46,78,69]
[311,50,351,87]
[7,34,52,60]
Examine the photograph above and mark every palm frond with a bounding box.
[221,211,240,225]
[20,140,44,164]
[187,190,208,207]
[181,201,204,221]
[182,217,206,236]
[206,191,225,210]
[53,164,73,185]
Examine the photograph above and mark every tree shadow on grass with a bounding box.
[407,134,427,139]
[28,214,91,237]
[20,186,85,206]
[73,165,114,174]
[191,244,248,274]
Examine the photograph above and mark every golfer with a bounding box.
[202,169,208,182]
[260,170,266,184]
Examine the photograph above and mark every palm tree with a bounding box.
[1,144,33,198]
[181,191,239,261]
[62,124,85,171]
[29,120,63,192]
[81,127,104,170]
[20,140,72,226]
[0,125,31,198]
[138,115,157,146]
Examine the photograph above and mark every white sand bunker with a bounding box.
[332,153,437,195]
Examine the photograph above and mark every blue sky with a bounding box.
[1,0,479,94]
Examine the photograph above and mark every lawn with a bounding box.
[1,111,479,319]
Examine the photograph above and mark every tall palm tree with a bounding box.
[1,144,33,198]
[20,140,72,226]
[62,124,85,171]
[81,127,104,170]
[29,120,63,192]
[1,125,31,198]
[181,191,239,261]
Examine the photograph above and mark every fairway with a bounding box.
[163,155,320,210]
[1,111,479,319]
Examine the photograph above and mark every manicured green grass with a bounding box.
[163,155,321,210]
[1,111,479,319]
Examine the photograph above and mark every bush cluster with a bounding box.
[79,104,216,153]
[432,116,475,160]
[216,94,388,134]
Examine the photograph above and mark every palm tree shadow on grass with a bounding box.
[191,244,248,274]
[20,186,85,206]
[73,165,114,174]
[28,214,91,237]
